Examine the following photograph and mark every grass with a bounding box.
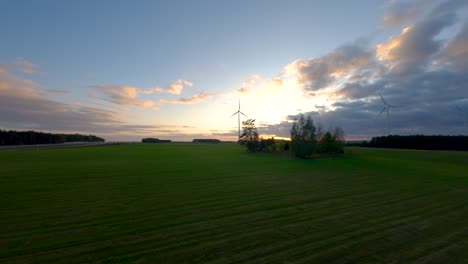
[0,143,467,263]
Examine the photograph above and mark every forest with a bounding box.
[0,130,105,145]
[362,135,468,151]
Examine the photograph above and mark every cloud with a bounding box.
[159,92,214,105]
[0,65,41,98]
[257,121,293,138]
[236,75,261,93]
[92,85,158,109]
[257,0,468,139]
[93,79,205,109]
[0,66,212,141]
[210,130,238,137]
[45,89,68,95]
[0,66,123,134]
[382,0,435,28]
[141,79,192,95]
[439,20,468,70]
[284,43,373,91]
[14,57,39,74]
[376,3,461,75]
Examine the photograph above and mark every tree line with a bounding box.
[0,130,105,145]
[361,135,468,151]
[142,138,172,143]
[240,114,345,158]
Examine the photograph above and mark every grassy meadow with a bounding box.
[0,144,467,263]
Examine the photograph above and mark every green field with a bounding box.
[1,144,467,263]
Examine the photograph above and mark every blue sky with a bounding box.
[1,0,468,140]
[2,1,382,87]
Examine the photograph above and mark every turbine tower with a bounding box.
[230,99,247,141]
[376,94,399,136]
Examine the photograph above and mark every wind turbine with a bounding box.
[376,94,400,136]
[230,99,247,141]
[456,106,467,132]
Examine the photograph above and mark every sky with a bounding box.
[1,0,468,141]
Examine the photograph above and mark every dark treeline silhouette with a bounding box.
[0,130,104,145]
[142,138,172,143]
[192,139,220,143]
[362,135,468,151]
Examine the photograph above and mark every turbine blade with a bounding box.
[376,107,386,119]
[240,111,247,117]
[379,94,388,105]
[238,99,240,111]
[229,111,238,118]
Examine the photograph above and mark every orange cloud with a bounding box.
[92,85,153,108]
[376,26,411,62]
[121,86,138,98]
[236,75,261,93]
[93,80,206,109]
[141,79,193,95]
[0,65,41,98]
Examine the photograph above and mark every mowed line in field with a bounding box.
[3,190,462,263]
[0,144,467,263]
[0,168,424,244]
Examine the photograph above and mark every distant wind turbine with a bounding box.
[376,94,400,136]
[230,99,247,141]
[456,106,467,132]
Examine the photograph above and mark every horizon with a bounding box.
[1,0,468,141]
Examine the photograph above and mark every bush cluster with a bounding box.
[240,115,344,158]
[290,114,344,158]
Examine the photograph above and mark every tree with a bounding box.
[240,119,259,152]
[332,127,345,153]
[318,128,345,154]
[290,114,317,158]
[316,123,324,142]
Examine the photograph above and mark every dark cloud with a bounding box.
[377,1,463,75]
[257,121,293,138]
[439,20,468,70]
[287,42,373,91]
[276,0,468,138]
[382,0,465,28]
[0,92,121,134]
[333,71,468,137]
[383,0,428,27]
